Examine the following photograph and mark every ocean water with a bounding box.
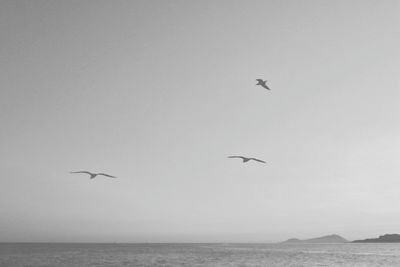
[1,243,400,267]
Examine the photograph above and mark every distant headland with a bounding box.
[352,234,400,243]
[281,234,348,244]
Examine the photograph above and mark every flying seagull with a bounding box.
[228,156,266,164]
[70,171,117,179]
[256,79,270,90]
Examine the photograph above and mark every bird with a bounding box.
[256,79,270,90]
[227,156,266,164]
[70,171,117,179]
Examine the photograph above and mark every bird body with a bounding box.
[227,156,266,164]
[256,79,270,90]
[70,171,116,179]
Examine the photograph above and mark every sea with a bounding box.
[1,243,400,267]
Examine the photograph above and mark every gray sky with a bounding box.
[1,0,399,242]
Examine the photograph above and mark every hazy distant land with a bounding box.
[282,233,400,243]
[281,234,348,244]
[353,234,400,243]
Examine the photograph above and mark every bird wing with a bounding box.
[228,156,246,159]
[70,171,92,175]
[262,84,270,90]
[98,173,117,178]
[250,158,266,163]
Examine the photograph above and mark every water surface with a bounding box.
[1,242,400,266]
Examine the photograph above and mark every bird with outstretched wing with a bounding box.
[228,156,266,164]
[70,171,117,179]
[256,79,271,90]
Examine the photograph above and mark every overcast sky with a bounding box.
[1,0,399,242]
